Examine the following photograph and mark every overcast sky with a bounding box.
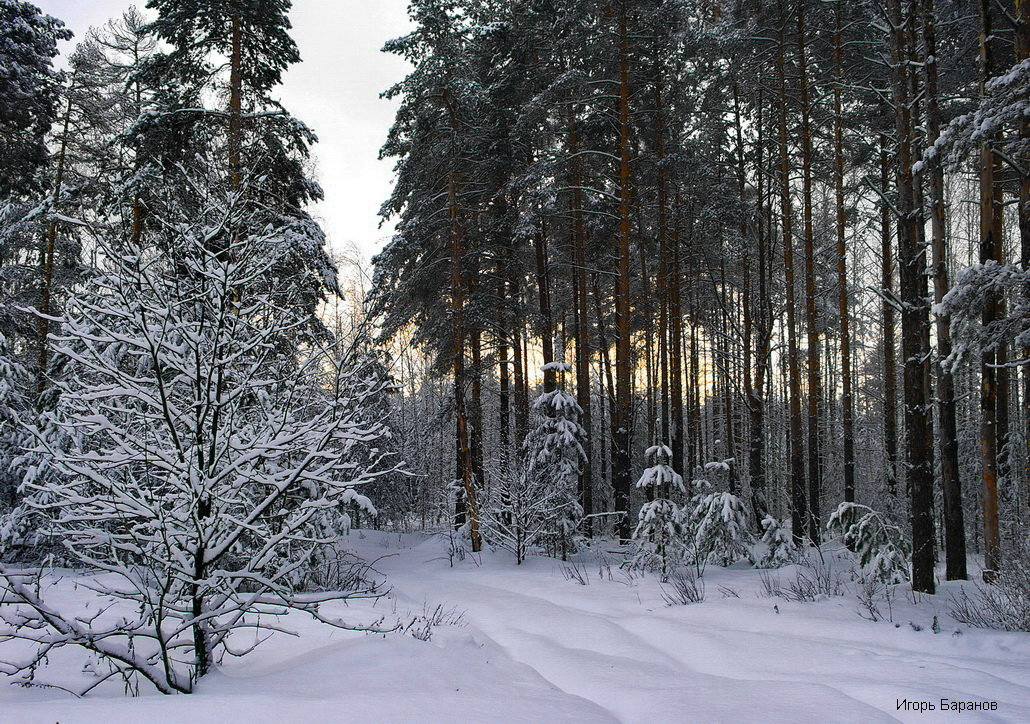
[34,0,413,261]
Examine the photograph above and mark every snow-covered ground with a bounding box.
[2,531,1028,723]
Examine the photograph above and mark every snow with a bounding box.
[3,531,1029,723]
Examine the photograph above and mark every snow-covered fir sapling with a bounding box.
[482,363,586,563]
[827,502,911,584]
[632,445,686,581]
[755,515,798,569]
[685,462,755,571]
[523,363,586,559]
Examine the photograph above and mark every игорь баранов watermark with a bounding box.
[897,698,1000,713]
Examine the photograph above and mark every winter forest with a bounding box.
[0,0,1028,720]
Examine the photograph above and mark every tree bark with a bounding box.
[669,194,686,476]
[228,9,243,190]
[833,1,856,504]
[442,86,480,552]
[880,133,900,498]
[1016,0,1029,525]
[568,109,594,530]
[534,226,556,391]
[887,0,935,593]
[977,0,1004,581]
[36,82,75,404]
[777,0,807,544]
[612,2,634,541]
[750,89,772,523]
[797,0,822,540]
[920,0,967,580]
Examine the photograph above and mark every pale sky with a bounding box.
[35,0,413,260]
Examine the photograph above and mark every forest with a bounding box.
[0,0,1027,719]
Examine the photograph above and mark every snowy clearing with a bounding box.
[2,530,1028,723]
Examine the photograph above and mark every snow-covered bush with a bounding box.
[0,189,398,695]
[481,457,567,564]
[949,539,1030,632]
[631,444,686,581]
[688,491,755,569]
[660,568,704,606]
[301,546,388,596]
[0,331,30,527]
[755,515,797,569]
[765,562,846,602]
[827,502,910,584]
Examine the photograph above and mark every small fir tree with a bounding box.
[632,444,686,581]
[522,363,586,559]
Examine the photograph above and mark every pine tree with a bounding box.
[139,0,338,324]
[0,0,70,197]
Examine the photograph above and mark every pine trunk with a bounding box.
[921,0,967,580]
[669,194,686,476]
[36,85,74,403]
[534,226,556,391]
[833,2,856,504]
[880,133,900,497]
[612,3,634,541]
[569,112,594,529]
[798,0,822,541]
[1017,0,1029,522]
[777,0,807,544]
[887,0,935,593]
[228,10,243,190]
[977,0,1004,580]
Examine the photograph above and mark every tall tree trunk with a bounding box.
[977,0,1004,580]
[833,1,856,504]
[880,133,900,498]
[594,271,618,517]
[750,90,772,523]
[907,0,937,507]
[442,87,480,552]
[921,0,967,580]
[36,82,75,403]
[1016,0,1029,523]
[612,2,634,540]
[732,85,753,502]
[887,0,935,593]
[228,9,243,190]
[498,315,511,453]
[641,247,657,457]
[669,193,686,476]
[534,226,556,391]
[510,261,529,441]
[569,111,594,530]
[719,257,739,493]
[797,0,822,540]
[656,71,671,450]
[689,287,702,469]
[448,174,478,550]
[777,0,807,544]
[470,326,484,499]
